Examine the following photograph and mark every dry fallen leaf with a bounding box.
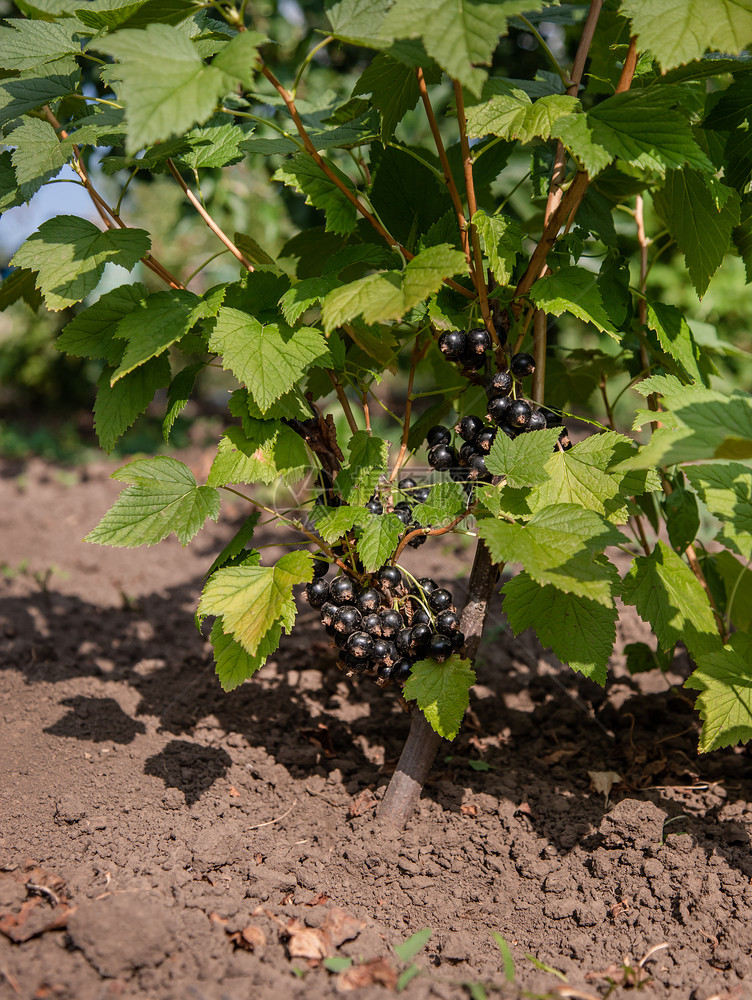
[336,957,397,991]
[304,893,331,907]
[588,770,622,802]
[283,918,331,961]
[228,786,240,797]
[229,925,266,953]
[348,789,377,818]
[321,907,366,947]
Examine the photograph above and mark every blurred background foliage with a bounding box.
[1,0,751,463]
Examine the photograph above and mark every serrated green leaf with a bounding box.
[198,551,313,656]
[0,150,24,214]
[412,481,467,527]
[625,641,675,675]
[176,113,252,168]
[502,572,616,684]
[207,423,309,488]
[0,57,81,129]
[621,0,752,71]
[394,927,433,963]
[646,301,709,385]
[663,484,700,555]
[403,655,475,739]
[325,0,391,44]
[57,282,147,365]
[280,276,339,325]
[486,427,561,488]
[0,17,89,71]
[163,361,205,442]
[685,463,752,559]
[466,84,576,141]
[208,307,331,413]
[685,632,752,752]
[368,144,450,249]
[551,111,614,176]
[111,289,208,381]
[352,52,421,140]
[273,153,358,235]
[336,431,389,504]
[621,541,721,658]
[206,513,260,578]
[11,216,150,311]
[94,354,170,452]
[85,455,220,547]
[0,267,42,311]
[308,504,367,543]
[233,232,278,270]
[357,511,404,571]
[472,209,522,285]
[716,550,752,632]
[210,616,282,692]
[322,245,467,332]
[76,0,200,30]
[653,169,740,297]
[528,267,617,337]
[9,117,67,201]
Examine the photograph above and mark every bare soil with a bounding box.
[1,455,751,1000]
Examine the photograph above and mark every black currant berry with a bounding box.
[410,623,432,653]
[392,658,413,682]
[398,477,417,492]
[487,370,513,397]
[329,577,356,605]
[377,662,393,681]
[428,633,453,661]
[487,395,512,424]
[462,352,487,371]
[460,441,477,464]
[428,588,453,613]
[333,605,362,634]
[343,652,369,674]
[365,498,383,516]
[414,487,430,504]
[417,577,438,594]
[467,327,492,355]
[393,506,412,526]
[505,399,532,430]
[428,444,458,471]
[435,610,460,635]
[347,631,374,658]
[396,627,413,655]
[357,587,382,613]
[426,425,451,448]
[411,607,431,626]
[334,630,351,649]
[394,501,412,515]
[438,330,467,360]
[361,613,383,637]
[377,565,402,590]
[319,601,338,627]
[510,352,535,378]
[457,414,485,442]
[306,578,329,608]
[467,453,487,479]
[312,558,329,578]
[475,428,496,453]
[526,410,547,432]
[375,639,398,665]
[379,609,403,637]
[451,630,466,650]
[559,428,573,451]
[541,406,562,427]
[408,532,427,548]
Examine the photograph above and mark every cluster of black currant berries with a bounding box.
[438,325,499,371]
[426,350,571,484]
[365,477,430,549]
[305,561,463,683]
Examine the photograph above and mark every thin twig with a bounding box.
[635,192,660,427]
[247,799,298,830]
[392,509,470,563]
[389,338,427,481]
[326,370,358,434]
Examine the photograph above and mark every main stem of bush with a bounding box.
[378,541,497,827]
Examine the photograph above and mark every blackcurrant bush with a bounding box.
[467,453,487,479]
[428,633,453,661]
[451,630,466,650]
[377,662,393,681]
[357,587,382,613]
[312,558,329,578]
[487,395,512,424]
[365,497,383,516]
[333,606,362,634]
[475,428,496,453]
[526,410,547,432]
[487,370,513,397]
[377,565,402,590]
[306,578,329,608]
[319,601,338,627]
[392,658,413,682]
[426,425,451,448]
[428,444,458,470]
[435,610,460,635]
[347,631,374,658]
[396,627,414,655]
[505,399,532,430]
[379,609,403,637]
[428,588,453,613]
[511,352,535,378]
[398,477,417,491]
[361,613,383,636]
[329,576,356,605]
[467,327,492,355]
[457,414,485,442]
[414,486,430,504]
[410,623,432,653]
[438,330,467,360]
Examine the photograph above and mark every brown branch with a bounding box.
[166,159,254,272]
[392,508,470,563]
[326,370,358,434]
[635,192,660,428]
[389,338,427,481]
[532,307,548,404]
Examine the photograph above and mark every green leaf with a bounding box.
[208,306,332,413]
[0,267,42,311]
[685,463,752,559]
[322,245,468,332]
[357,512,404,571]
[412,481,467,527]
[210,616,282,692]
[621,0,752,70]
[551,111,614,176]
[472,209,522,285]
[621,541,721,658]
[625,641,675,675]
[273,154,358,235]
[10,117,67,201]
[233,232,278,270]
[11,216,150,311]
[466,86,577,142]
[663,483,700,555]
[646,301,709,385]
[485,427,561,488]
[94,355,170,452]
[653,170,741,297]
[111,289,209,381]
[207,423,309,488]
[210,29,265,89]
[368,145,450,250]
[478,504,623,605]
[57,282,147,365]
[325,0,391,45]
[309,504,367,543]
[206,512,260,577]
[198,551,313,656]
[716,550,752,632]
[323,957,353,973]
[85,456,220,547]
[0,150,24,214]
[163,361,204,442]
[280,276,339,325]
[394,927,433,963]
[382,0,546,96]
[336,431,388,504]
[502,572,616,685]
[0,17,89,71]
[352,52,421,140]
[529,267,617,337]
[403,655,475,740]
[177,113,252,169]
[0,57,81,129]
[491,933,515,984]
[685,632,752,752]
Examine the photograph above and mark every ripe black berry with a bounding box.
[312,558,329,578]
[357,587,382,613]
[396,627,413,655]
[319,601,337,627]
[559,428,573,451]
[398,477,417,492]
[457,415,485,442]
[438,330,467,360]
[333,630,351,649]
[487,395,512,424]
[410,623,432,653]
[462,352,487,371]
[343,652,369,673]
[467,453,487,479]
[475,428,496,453]
[333,606,362,634]
[392,658,413,682]
[428,444,458,471]
[505,399,532,430]
[428,588,453,613]
[306,578,329,608]
[414,487,430,504]
[374,639,398,665]
[510,352,535,378]
[467,327,492,355]
[365,497,383,516]
[394,501,412,515]
[487,370,513,397]
[329,577,356,605]
[377,662,393,681]
[541,406,562,427]
[393,506,412,526]
[379,609,403,637]
[526,410,547,432]
[411,607,431,626]
[417,577,438,594]
[408,532,427,548]
[361,613,383,637]
[451,630,466,650]
[435,610,460,635]
[377,565,402,590]
[347,631,374,658]
[460,441,476,464]
[426,425,451,448]
[428,633,453,661]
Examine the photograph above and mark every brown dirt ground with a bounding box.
[1,454,751,1000]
